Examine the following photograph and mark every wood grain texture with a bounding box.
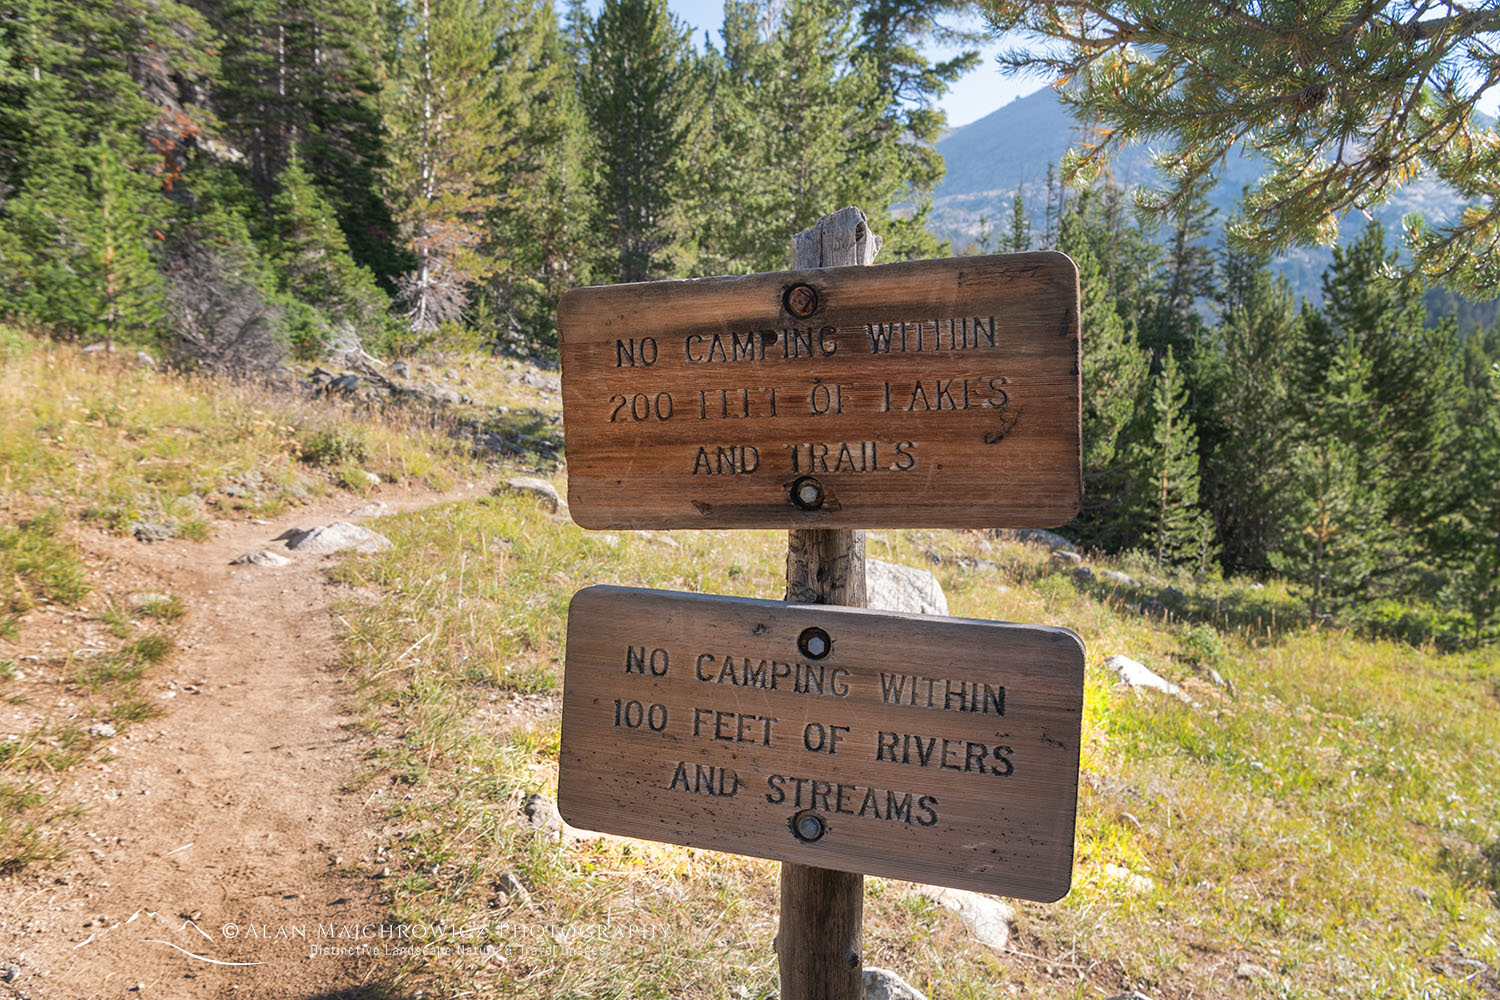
[782,206,870,1000]
[557,251,1082,530]
[556,586,1085,902]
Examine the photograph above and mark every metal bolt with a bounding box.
[784,283,819,318]
[791,476,824,510]
[798,626,832,660]
[791,810,826,842]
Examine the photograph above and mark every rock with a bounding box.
[863,968,928,1000]
[283,522,393,555]
[3,964,18,983]
[495,872,530,907]
[134,351,155,367]
[1106,655,1182,697]
[1104,993,1155,1000]
[866,559,949,616]
[1074,565,1095,582]
[1051,550,1082,565]
[523,793,563,836]
[430,387,462,406]
[347,501,390,519]
[327,373,361,393]
[1236,962,1273,981]
[496,476,565,514]
[1104,862,1156,893]
[361,471,381,486]
[82,343,108,354]
[130,520,175,543]
[522,793,606,846]
[1002,528,1076,552]
[128,592,173,608]
[230,550,291,568]
[87,723,117,738]
[391,360,411,378]
[1099,569,1137,587]
[924,549,943,565]
[916,886,1014,952]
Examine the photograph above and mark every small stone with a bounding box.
[495,871,530,907]
[1104,862,1156,893]
[595,534,620,547]
[1106,654,1182,697]
[1002,527,1076,552]
[230,550,291,568]
[391,360,411,378]
[86,723,117,739]
[915,886,1014,953]
[130,520,175,543]
[327,373,361,393]
[1050,550,1082,565]
[283,522,392,555]
[1099,569,1137,587]
[134,351,155,367]
[82,343,108,354]
[863,967,928,1000]
[347,501,390,519]
[128,592,173,608]
[523,793,564,837]
[1074,565,1095,581]
[361,471,380,486]
[496,476,565,514]
[1236,962,1273,981]
[5,963,20,983]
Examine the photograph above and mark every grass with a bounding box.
[0,328,483,542]
[0,326,492,877]
[329,491,1500,999]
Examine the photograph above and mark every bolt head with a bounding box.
[785,283,818,318]
[797,815,823,840]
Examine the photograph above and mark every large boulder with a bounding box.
[866,559,949,616]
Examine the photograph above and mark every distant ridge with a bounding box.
[927,88,1469,302]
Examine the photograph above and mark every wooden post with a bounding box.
[779,206,881,1000]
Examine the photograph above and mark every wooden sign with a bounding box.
[557,252,1081,530]
[557,585,1085,901]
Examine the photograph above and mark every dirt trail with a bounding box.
[0,482,490,1000]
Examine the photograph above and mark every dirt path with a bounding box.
[0,481,491,1000]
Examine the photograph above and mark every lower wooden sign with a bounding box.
[557,586,1085,901]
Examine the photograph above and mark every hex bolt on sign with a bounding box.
[783,283,819,318]
[790,476,824,510]
[798,626,832,660]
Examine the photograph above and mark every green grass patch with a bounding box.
[332,494,1500,998]
[0,507,90,617]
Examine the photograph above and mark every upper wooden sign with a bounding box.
[558,252,1081,529]
[557,585,1085,901]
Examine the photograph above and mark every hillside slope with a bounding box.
[929,88,1468,301]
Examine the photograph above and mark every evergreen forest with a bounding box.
[2,0,1497,647]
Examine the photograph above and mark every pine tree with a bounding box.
[199,0,402,282]
[483,0,595,352]
[1004,190,1030,253]
[1196,229,1302,573]
[1134,347,1211,567]
[577,0,691,283]
[384,0,504,333]
[1057,186,1151,550]
[264,158,391,358]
